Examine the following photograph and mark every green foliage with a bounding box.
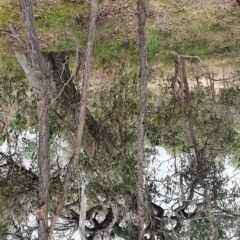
[230,130,240,165]
[22,135,38,162]
[0,1,20,24]
[0,0,89,60]
[145,0,240,65]
[91,66,139,124]
[34,1,88,52]
[147,21,174,65]
[9,112,27,129]
[1,0,240,238]
[0,173,36,238]
[0,49,21,72]
[74,67,140,202]
[114,225,137,240]
[49,111,59,139]
[147,86,237,157]
[0,0,240,73]
[0,74,28,106]
[94,37,136,67]
[183,217,226,240]
[219,87,239,106]
[47,34,81,52]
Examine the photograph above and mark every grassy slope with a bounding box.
[0,0,239,74]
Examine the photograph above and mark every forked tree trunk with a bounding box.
[18,0,50,239]
[43,51,113,157]
[16,47,112,157]
[137,0,147,239]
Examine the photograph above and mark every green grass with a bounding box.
[94,35,138,68]
[46,34,82,52]
[93,18,139,68]
[144,1,240,66]
[0,0,90,69]
[34,2,88,32]
[0,1,20,24]
[0,0,240,71]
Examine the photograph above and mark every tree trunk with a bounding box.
[18,1,50,239]
[43,51,113,157]
[177,56,197,148]
[48,0,98,239]
[16,48,111,157]
[79,171,88,240]
[137,0,147,239]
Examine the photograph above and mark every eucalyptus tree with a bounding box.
[9,0,98,239]
[1,1,240,240]
[136,0,148,239]
[18,1,50,238]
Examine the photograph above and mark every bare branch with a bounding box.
[49,46,81,107]
[48,1,98,239]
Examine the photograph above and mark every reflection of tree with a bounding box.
[1,53,240,239]
[146,150,240,239]
[1,2,240,240]
[146,56,240,239]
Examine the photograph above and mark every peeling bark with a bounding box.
[42,51,113,157]
[18,1,50,239]
[15,49,107,157]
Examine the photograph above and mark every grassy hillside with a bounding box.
[0,0,240,73]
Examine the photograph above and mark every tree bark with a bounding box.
[48,0,98,239]
[18,1,50,239]
[15,48,111,157]
[79,172,88,240]
[178,56,198,148]
[137,0,147,239]
[44,51,113,157]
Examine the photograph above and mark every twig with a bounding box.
[8,24,26,47]
[49,46,80,107]
[166,218,179,240]
[170,50,202,63]
[206,72,240,82]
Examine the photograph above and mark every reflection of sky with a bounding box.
[0,131,71,171]
[147,146,175,211]
[2,138,240,239]
[0,131,37,169]
[147,146,240,240]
